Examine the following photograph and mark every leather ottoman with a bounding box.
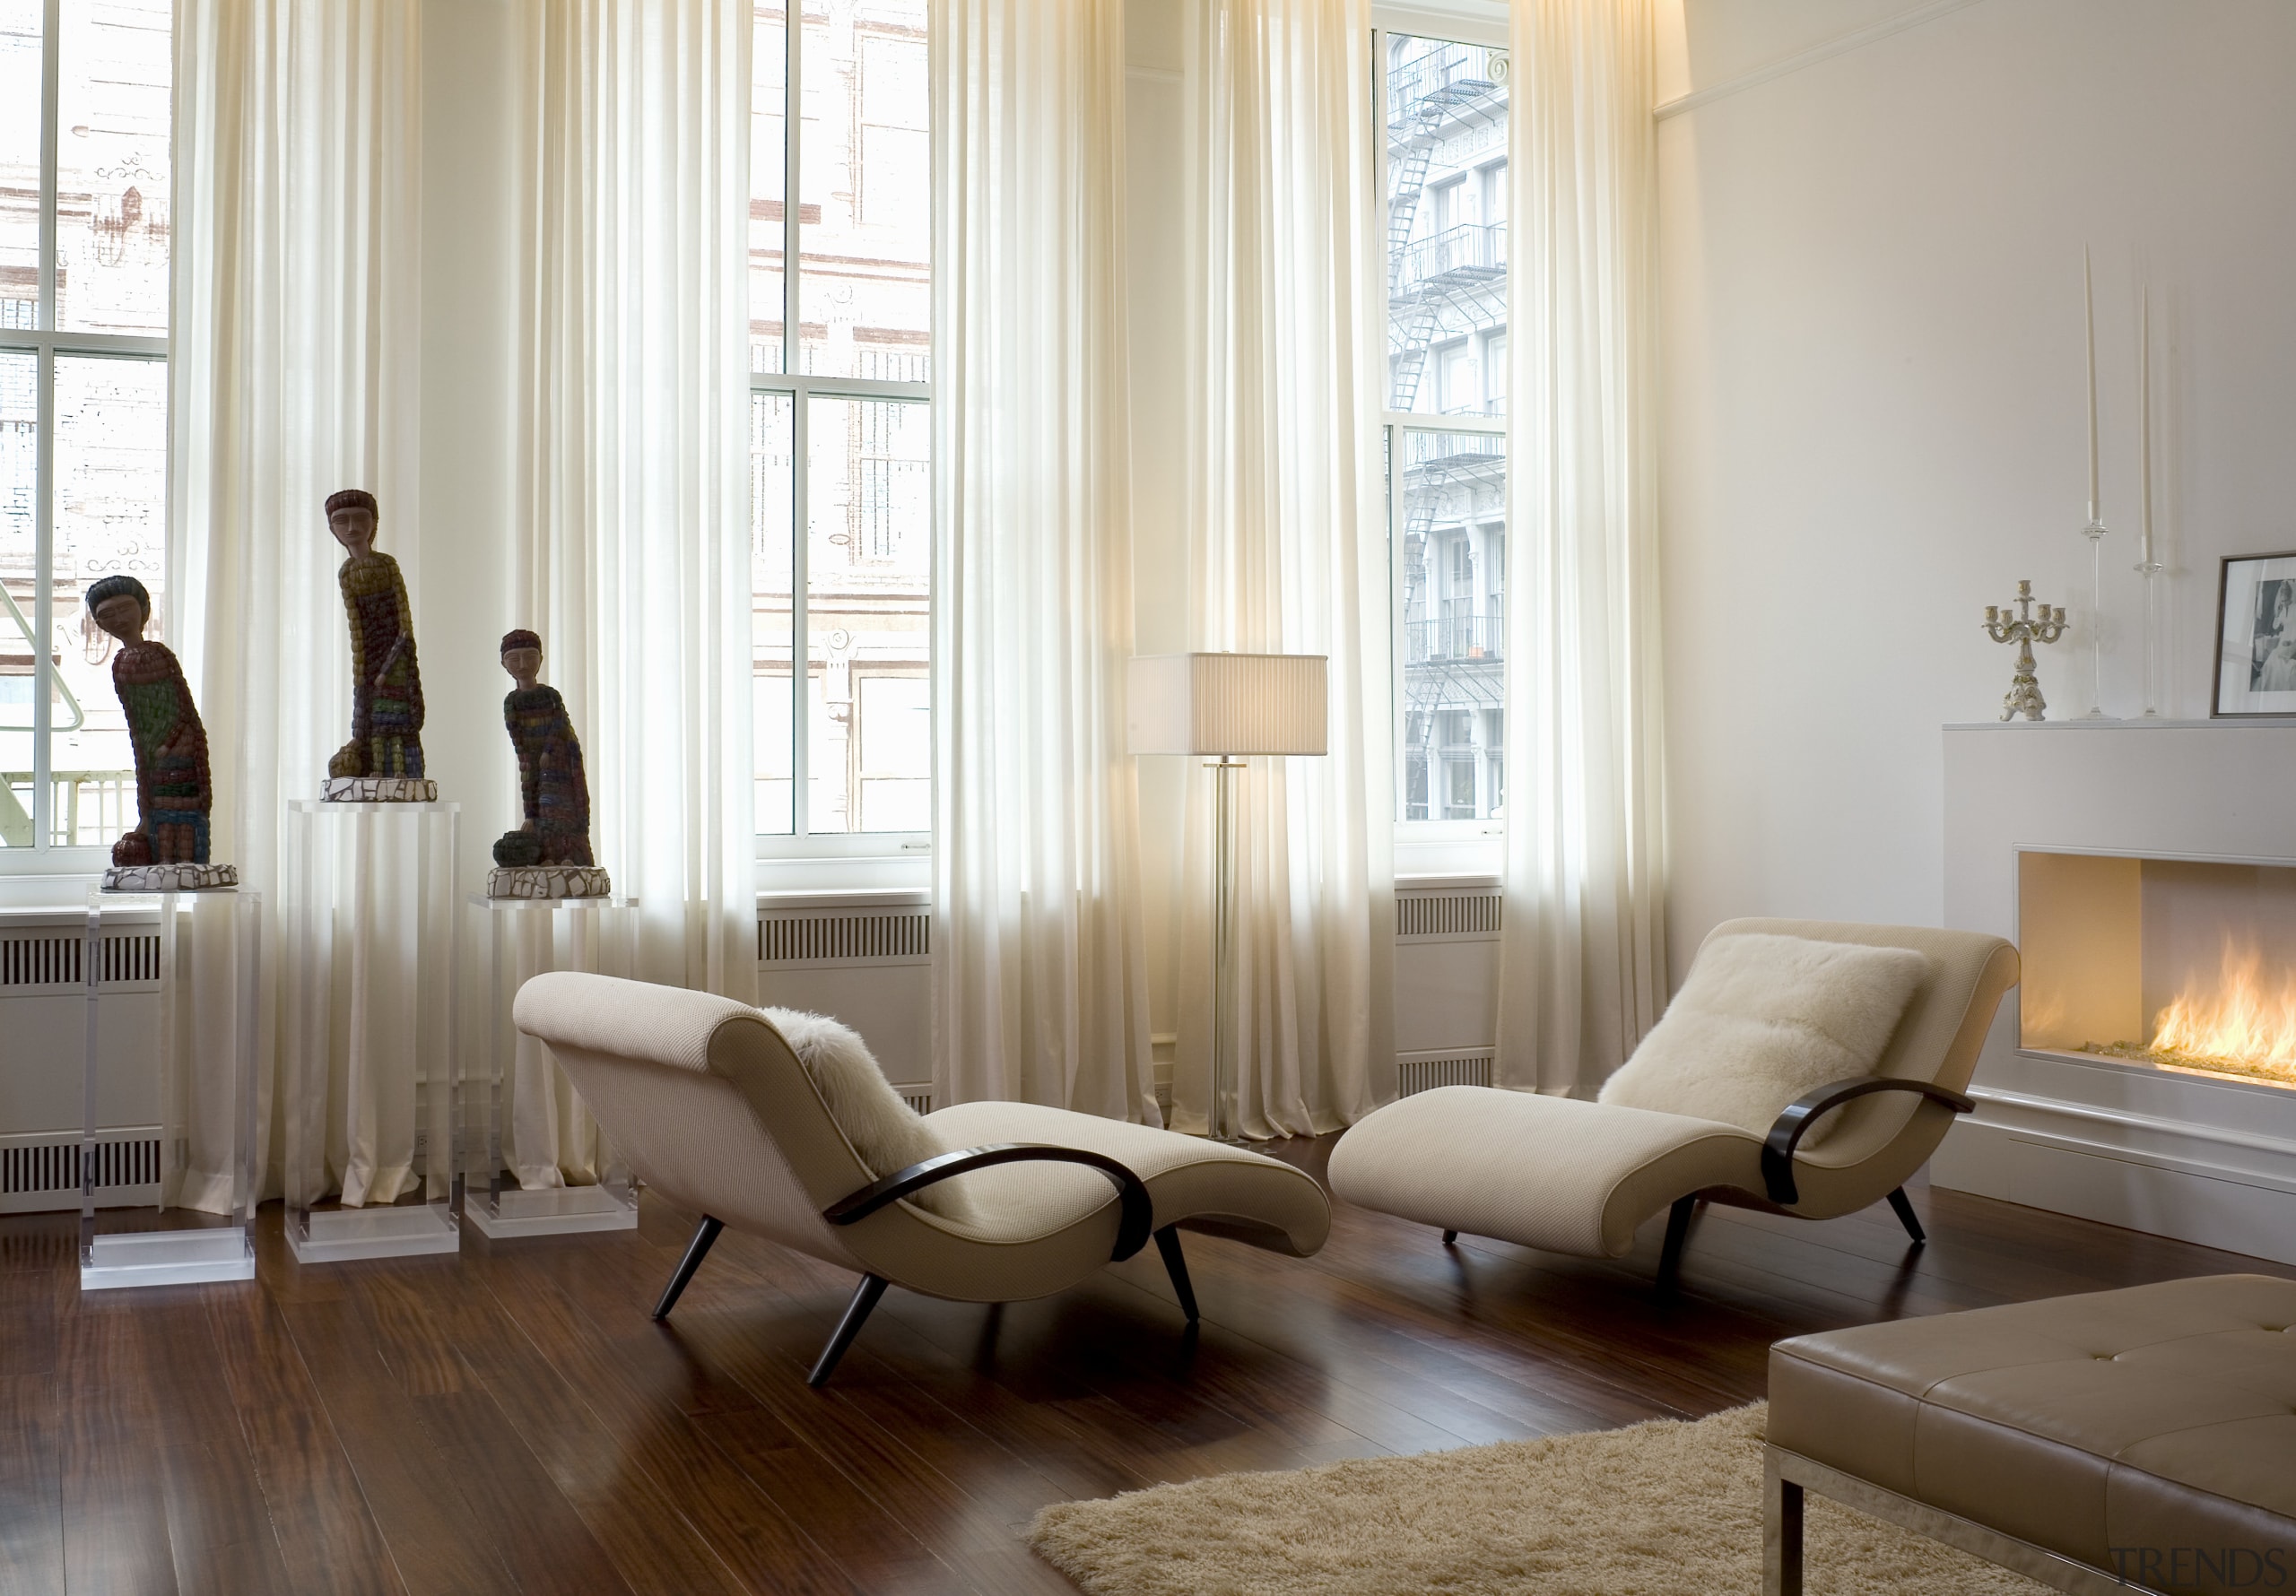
[1764,1274,2296,1596]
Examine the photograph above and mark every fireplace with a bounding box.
[2019,849,2296,1093]
[1936,721,2296,1266]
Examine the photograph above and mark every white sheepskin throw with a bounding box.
[1597,934,1928,1149]
[759,1007,978,1224]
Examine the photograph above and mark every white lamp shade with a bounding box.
[1126,653,1328,756]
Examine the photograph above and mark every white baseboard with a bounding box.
[1932,1087,2296,1266]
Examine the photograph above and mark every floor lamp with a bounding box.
[1127,653,1329,1142]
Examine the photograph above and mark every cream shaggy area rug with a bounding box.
[1026,1404,2044,1596]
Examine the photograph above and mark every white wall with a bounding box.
[1658,0,2296,976]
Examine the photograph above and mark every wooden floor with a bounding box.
[3,1141,2287,1595]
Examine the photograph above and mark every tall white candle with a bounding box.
[2083,248,2100,523]
[2138,287,2152,566]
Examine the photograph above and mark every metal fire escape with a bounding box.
[1386,42,1509,415]
[1388,39,1510,817]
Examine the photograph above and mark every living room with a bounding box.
[3,1,2292,1592]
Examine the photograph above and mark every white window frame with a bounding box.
[1,0,170,879]
[752,9,933,864]
[1376,6,1508,864]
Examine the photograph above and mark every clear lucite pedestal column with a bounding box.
[462,892,640,1237]
[283,799,460,1262]
[81,887,261,1290]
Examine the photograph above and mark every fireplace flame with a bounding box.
[2149,939,2296,1077]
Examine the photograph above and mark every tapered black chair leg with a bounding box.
[808,1274,889,1388]
[1657,1195,1698,1287]
[1441,1229,1458,1246]
[1154,1226,1200,1323]
[1886,1186,1927,1246]
[653,1215,724,1321]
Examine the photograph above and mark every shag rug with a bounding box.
[1025,1404,2045,1595]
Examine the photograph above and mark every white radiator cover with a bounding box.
[1393,878,1501,1094]
[759,890,934,1109]
[0,912,165,1212]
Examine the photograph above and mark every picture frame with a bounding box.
[2212,551,2296,717]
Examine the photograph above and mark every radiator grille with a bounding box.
[1396,893,1500,939]
[759,911,930,967]
[0,1137,161,1194]
[899,1089,933,1115]
[1397,1054,1494,1096]
[0,931,161,990]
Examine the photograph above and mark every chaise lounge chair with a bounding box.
[511,971,1332,1385]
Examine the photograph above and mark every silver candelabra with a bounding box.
[1984,579,2069,722]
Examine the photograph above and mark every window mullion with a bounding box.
[785,12,801,378]
[31,348,53,851]
[37,0,59,334]
[30,0,61,849]
[786,5,807,838]
[792,382,811,837]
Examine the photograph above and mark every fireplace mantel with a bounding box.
[1934,723,2296,1263]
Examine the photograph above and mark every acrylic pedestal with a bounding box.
[283,799,461,1262]
[462,892,640,1237]
[80,887,261,1290]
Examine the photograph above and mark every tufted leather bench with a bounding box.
[1764,1275,2296,1596]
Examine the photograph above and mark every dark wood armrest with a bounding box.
[822,1143,1154,1262]
[1760,1079,1975,1206]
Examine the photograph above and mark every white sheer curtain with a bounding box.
[1495,0,1668,1096]
[1175,0,1393,1139]
[930,0,1157,1121]
[503,0,757,1183]
[170,0,424,1204]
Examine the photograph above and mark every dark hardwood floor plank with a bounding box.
[352,1262,469,1397]
[57,1298,178,1596]
[0,1375,63,1596]
[665,1304,1081,1596]
[466,1246,862,1596]
[364,1253,757,1596]
[412,1387,639,1596]
[517,1230,1075,1595]
[691,1407,970,1596]
[135,1290,300,1596]
[274,1294,519,1596]
[204,1286,405,1596]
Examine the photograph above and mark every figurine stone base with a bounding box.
[102,863,239,893]
[488,865,613,900]
[323,776,439,803]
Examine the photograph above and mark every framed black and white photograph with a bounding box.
[2213,551,2296,716]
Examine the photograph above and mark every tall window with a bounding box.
[1381,27,1508,828]
[751,0,932,848]
[0,0,172,856]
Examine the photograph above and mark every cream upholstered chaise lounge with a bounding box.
[511,971,1331,1386]
[1327,919,2018,1280]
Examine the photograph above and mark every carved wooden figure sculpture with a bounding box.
[325,489,428,785]
[489,630,609,898]
[87,575,234,889]
[496,630,594,866]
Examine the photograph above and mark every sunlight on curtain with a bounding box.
[930,0,1157,1119]
[170,0,423,1203]
[1176,0,1394,1139]
[1496,0,1669,1095]
[506,0,758,1183]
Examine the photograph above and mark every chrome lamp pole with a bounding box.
[1126,653,1328,1145]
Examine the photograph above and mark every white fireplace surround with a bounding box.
[1935,721,2296,1264]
